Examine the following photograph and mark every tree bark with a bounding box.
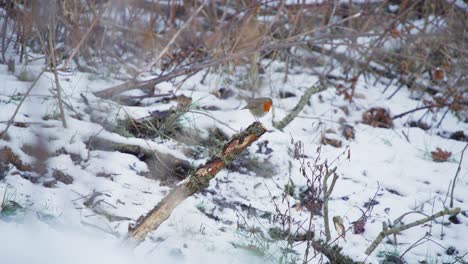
[127,121,267,244]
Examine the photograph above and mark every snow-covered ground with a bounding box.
[0,55,466,264]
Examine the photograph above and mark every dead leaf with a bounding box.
[321,136,342,148]
[400,61,409,75]
[449,131,466,142]
[52,170,74,185]
[341,125,355,140]
[353,219,366,234]
[0,147,33,171]
[333,216,346,241]
[362,107,393,128]
[431,148,451,162]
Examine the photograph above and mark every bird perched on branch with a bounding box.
[243,97,273,121]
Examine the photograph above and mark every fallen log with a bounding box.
[127,121,267,244]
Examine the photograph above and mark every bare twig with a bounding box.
[48,26,67,128]
[136,3,205,78]
[94,32,357,99]
[322,166,338,242]
[392,105,440,120]
[188,110,238,132]
[0,70,45,139]
[273,82,327,131]
[450,144,468,208]
[435,107,450,129]
[399,234,430,259]
[365,207,461,255]
[59,15,101,70]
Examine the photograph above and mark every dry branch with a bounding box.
[48,26,67,128]
[135,3,205,78]
[365,207,461,255]
[392,105,438,120]
[1,70,44,139]
[127,121,267,244]
[59,15,101,71]
[93,38,335,99]
[273,83,327,131]
[450,144,468,208]
[322,167,338,242]
[310,45,441,95]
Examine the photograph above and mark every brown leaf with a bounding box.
[321,136,342,148]
[431,148,451,162]
[0,147,33,171]
[450,102,462,112]
[52,170,74,185]
[362,107,393,128]
[449,131,466,142]
[175,94,192,107]
[341,125,355,140]
[407,120,430,130]
[400,61,409,75]
[353,219,366,234]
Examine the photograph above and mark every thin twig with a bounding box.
[0,70,45,139]
[94,32,354,99]
[136,3,205,78]
[188,110,238,132]
[399,234,430,259]
[435,107,450,128]
[48,26,67,128]
[365,207,461,255]
[59,15,101,70]
[392,105,439,120]
[273,82,327,130]
[322,166,338,242]
[450,144,468,208]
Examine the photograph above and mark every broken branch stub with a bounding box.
[127,121,267,244]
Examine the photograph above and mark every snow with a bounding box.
[0,219,147,264]
[1,37,467,264]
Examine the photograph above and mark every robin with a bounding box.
[243,97,273,121]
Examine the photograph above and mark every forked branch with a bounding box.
[365,207,461,255]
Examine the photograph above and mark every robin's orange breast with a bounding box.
[263,101,272,113]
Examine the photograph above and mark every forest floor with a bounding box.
[0,54,467,264]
